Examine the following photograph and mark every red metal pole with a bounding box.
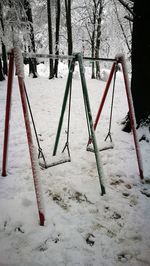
[12,40,45,225]
[117,54,144,180]
[2,51,14,176]
[17,76,45,225]
[88,62,116,145]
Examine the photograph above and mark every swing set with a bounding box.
[1,40,144,226]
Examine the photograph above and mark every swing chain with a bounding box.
[38,147,47,166]
[23,82,47,166]
[61,69,73,160]
[105,61,119,142]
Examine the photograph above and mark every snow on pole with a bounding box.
[30,144,45,223]
[13,38,24,78]
[116,54,144,180]
[13,37,45,225]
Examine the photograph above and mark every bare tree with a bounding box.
[118,0,150,130]
[24,0,38,78]
[47,0,54,79]
[0,2,7,78]
[130,1,150,127]
[65,0,73,59]
[95,0,104,79]
[84,0,104,79]
[54,0,61,77]
[0,57,5,81]
[113,0,132,55]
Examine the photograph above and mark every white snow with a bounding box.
[0,61,150,266]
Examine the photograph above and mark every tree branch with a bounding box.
[124,15,133,22]
[117,0,135,16]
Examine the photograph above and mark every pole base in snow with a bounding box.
[39,212,45,226]
[1,171,7,177]
[101,184,106,196]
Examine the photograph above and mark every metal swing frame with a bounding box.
[1,49,144,226]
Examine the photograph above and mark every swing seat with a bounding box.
[87,141,114,153]
[39,153,71,169]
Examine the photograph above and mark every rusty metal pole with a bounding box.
[2,51,14,176]
[117,54,144,180]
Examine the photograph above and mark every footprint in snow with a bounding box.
[129,194,138,206]
[22,197,33,207]
[141,188,150,197]
[86,233,95,246]
[117,251,132,263]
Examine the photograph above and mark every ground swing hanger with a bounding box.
[23,83,47,165]
[87,62,119,153]
[23,71,71,169]
[61,77,72,159]
[39,64,73,169]
[104,62,118,143]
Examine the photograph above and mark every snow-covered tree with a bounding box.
[24,0,38,78]
[0,1,7,78]
[53,0,61,77]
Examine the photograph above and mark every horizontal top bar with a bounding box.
[24,53,117,62]
[23,53,75,60]
[0,52,117,62]
[83,56,116,62]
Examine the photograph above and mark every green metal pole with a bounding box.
[82,85,91,141]
[77,53,106,195]
[53,59,75,156]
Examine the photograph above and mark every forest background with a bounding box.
[0,0,150,127]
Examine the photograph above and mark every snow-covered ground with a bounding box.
[0,61,150,266]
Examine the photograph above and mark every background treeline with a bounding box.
[0,0,132,79]
[0,0,150,128]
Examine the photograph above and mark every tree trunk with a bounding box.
[113,0,131,55]
[95,3,103,80]
[0,57,5,81]
[91,9,96,79]
[24,0,38,78]
[131,1,150,125]
[91,37,95,79]
[47,0,54,79]
[65,0,73,65]
[1,42,7,76]
[54,0,61,78]
[0,2,8,76]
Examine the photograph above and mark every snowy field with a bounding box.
[0,61,150,266]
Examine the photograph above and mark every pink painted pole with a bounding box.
[2,51,14,176]
[17,77,45,225]
[117,54,144,180]
[88,62,116,145]
[13,41,45,225]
